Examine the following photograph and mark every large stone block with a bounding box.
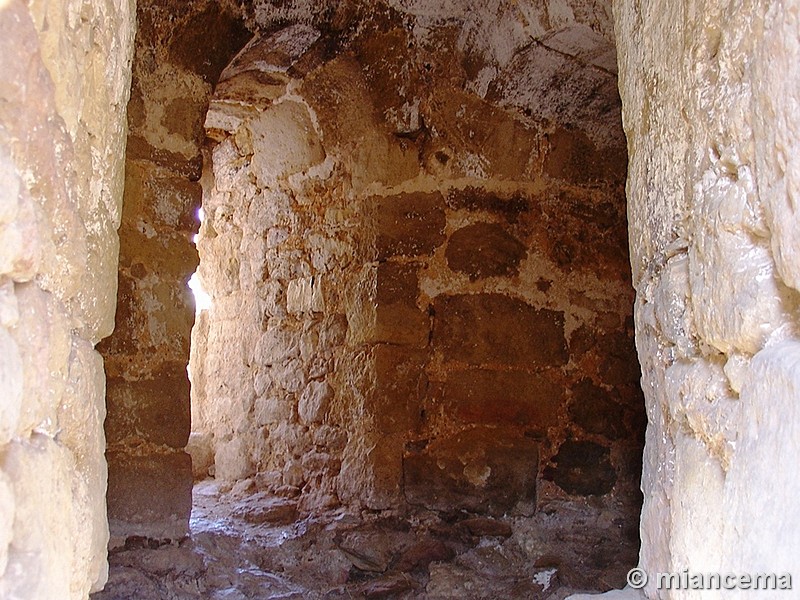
[433,293,568,367]
[568,379,627,439]
[722,341,800,577]
[286,276,325,314]
[363,434,406,510]
[11,284,69,437]
[372,345,428,435]
[0,471,11,579]
[544,440,616,496]
[354,27,420,134]
[0,436,79,600]
[445,222,527,281]
[215,436,256,482]
[446,188,530,224]
[249,101,326,184]
[121,161,202,234]
[105,361,191,449]
[376,192,446,259]
[375,261,429,346]
[0,0,133,597]
[689,227,788,355]
[106,451,192,544]
[544,127,627,185]
[0,326,22,445]
[427,87,542,180]
[404,426,538,515]
[443,368,564,432]
[298,380,334,424]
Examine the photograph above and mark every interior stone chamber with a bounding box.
[1,0,800,598]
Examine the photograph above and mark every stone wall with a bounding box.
[616,0,800,596]
[0,0,134,597]
[191,1,644,519]
[97,0,251,545]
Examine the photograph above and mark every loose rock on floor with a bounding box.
[93,480,638,599]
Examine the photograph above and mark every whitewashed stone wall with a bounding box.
[616,0,800,598]
[0,0,134,598]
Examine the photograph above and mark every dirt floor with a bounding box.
[92,479,639,599]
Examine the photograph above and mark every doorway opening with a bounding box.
[97,3,647,599]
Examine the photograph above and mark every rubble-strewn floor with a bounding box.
[92,480,639,599]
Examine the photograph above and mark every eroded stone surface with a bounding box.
[544,440,617,497]
[0,0,134,596]
[442,368,564,431]
[375,261,429,346]
[616,0,800,595]
[433,294,568,367]
[445,222,527,281]
[107,452,193,545]
[376,193,447,259]
[404,426,539,515]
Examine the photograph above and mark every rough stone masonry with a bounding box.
[0,0,134,597]
[189,0,644,523]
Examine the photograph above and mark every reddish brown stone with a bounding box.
[394,538,455,572]
[355,27,421,133]
[569,379,627,439]
[599,331,642,386]
[544,440,617,496]
[443,368,564,432]
[446,188,530,224]
[125,136,204,178]
[163,97,208,150]
[106,451,192,541]
[375,261,429,346]
[373,345,429,435]
[376,192,446,259]
[403,426,538,515]
[338,530,394,573]
[214,71,288,108]
[122,161,202,233]
[232,495,299,525]
[358,574,418,598]
[433,294,568,367]
[445,222,527,281]
[162,2,252,84]
[457,517,513,538]
[568,324,596,358]
[544,126,627,184]
[97,272,144,359]
[427,87,541,179]
[105,361,191,449]
[300,56,374,147]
